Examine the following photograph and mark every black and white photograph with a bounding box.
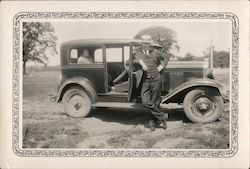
[22,19,231,150]
[0,1,249,168]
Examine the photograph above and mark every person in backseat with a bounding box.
[77,49,93,64]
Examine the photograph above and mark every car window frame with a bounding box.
[68,44,105,65]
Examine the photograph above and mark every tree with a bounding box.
[23,22,57,74]
[203,49,229,68]
[213,51,230,68]
[134,26,179,58]
[177,53,195,61]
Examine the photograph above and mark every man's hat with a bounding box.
[151,42,162,48]
[141,35,152,43]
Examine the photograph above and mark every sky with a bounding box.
[46,20,230,65]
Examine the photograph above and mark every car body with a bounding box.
[56,39,226,123]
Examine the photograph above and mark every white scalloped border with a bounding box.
[13,12,239,158]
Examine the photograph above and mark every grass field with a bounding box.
[23,68,230,149]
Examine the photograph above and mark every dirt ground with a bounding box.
[22,69,230,149]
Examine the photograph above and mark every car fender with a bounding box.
[161,78,227,104]
[56,76,97,103]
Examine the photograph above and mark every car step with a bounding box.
[93,102,145,109]
[92,102,179,109]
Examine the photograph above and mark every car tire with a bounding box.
[62,86,92,118]
[183,87,224,123]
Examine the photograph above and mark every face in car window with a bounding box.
[70,47,103,64]
[77,49,94,64]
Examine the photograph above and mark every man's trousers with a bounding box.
[140,74,165,122]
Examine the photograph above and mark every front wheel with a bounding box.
[183,87,224,123]
[62,87,92,118]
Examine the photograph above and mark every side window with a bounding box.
[70,49,78,59]
[94,48,103,63]
[70,49,79,64]
[124,46,130,63]
[70,47,103,64]
[106,48,123,62]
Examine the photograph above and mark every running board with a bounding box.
[92,102,173,109]
[93,102,144,109]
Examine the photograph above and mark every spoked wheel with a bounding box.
[62,87,92,118]
[183,87,224,123]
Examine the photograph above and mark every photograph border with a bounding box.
[13,12,239,158]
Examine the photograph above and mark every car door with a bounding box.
[62,45,107,93]
[128,43,143,101]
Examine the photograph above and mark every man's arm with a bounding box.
[135,52,148,71]
[157,50,169,72]
[139,60,148,71]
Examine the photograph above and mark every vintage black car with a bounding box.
[56,39,226,123]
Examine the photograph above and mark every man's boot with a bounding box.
[155,120,161,127]
[162,113,168,130]
[149,120,156,131]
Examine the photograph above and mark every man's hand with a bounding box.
[157,65,163,72]
[139,60,148,71]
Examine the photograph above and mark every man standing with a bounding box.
[135,35,169,131]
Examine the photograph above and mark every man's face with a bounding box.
[141,43,151,50]
[83,49,89,56]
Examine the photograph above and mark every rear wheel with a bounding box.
[62,87,92,118]
[183,87,224,123]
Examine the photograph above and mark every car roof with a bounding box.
[61,39,151,47]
